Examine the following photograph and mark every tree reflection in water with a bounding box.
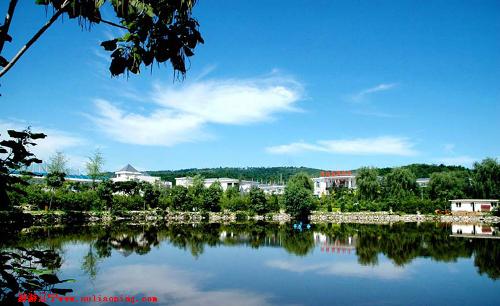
[2,221,500,283]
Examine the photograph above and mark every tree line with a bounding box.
[345,159,499,214]
[4,222,500,280]
[1,129,499,218]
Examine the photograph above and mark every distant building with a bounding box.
[175,177,285,194]
[175,177,239,191]
[204,178,240,191]
[312,171,356,196]
[451,224,498,238]
[258,184,286,195]
[112,164,170,186]
[175,177,193,188]
[449,199,498,214]
[416,178,430,187]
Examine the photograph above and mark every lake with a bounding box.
[2,222,500,306]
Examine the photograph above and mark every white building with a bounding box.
[312,171,356,196]
[451,224,497,237]
[204,178,240,191]
[112,164,170,186]
[175,177,285,194]
[416,178,430,187]
[258,184,286,195]
[175,177,240,191]
[175,177,193,188]
[449,199,498,214]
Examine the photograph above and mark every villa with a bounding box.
[312,171,357,196]
[451,224,498,238]
[112,164,171,187]
[449,199,498,214]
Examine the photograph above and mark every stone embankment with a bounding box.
[309,212,500,224]
[2,210,498,226]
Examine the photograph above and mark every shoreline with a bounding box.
[1,210,499,226]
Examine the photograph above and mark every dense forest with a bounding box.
[149,164,468,184]
[149,166,321,184]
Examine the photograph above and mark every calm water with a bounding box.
[2,222,500,306]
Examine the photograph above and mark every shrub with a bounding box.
[235,211,248,221]
[283,183,314,219]
[112,195,143,211]
[249,186,267,214]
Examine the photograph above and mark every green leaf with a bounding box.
[101,39,118,51]
[30,133,47,140]
[7,130,28,138]
[109,56,127,76]
[51,288,73,295]
[39,273,61,284]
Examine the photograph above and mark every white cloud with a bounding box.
[92,99,209,146]
[266,260,408,280]
[351,83,397,102]
[266,136,417,156]
[0,120,86,167]
[435,155,476,167]
[91,74,303,146]
[93,264,275,306]
[263,142,325,155]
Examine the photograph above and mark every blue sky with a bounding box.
[1,0,499,172]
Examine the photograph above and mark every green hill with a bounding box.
[148,166,322,184]
[148,163,470,184]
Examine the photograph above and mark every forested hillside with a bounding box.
[149,167,322,183]
[149,164,469,183]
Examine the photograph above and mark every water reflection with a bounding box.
[93,264,273,306]
[2,222,500,305]
[2,222,500,280]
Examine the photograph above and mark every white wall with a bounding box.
[450,200,496,212]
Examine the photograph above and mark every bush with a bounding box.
[112,195,143,211]
[249,186,267,214]
[170,185,190,211]
[54,190,103,211]
[22,185,51,209]
[283,183,315,219]
[235,211,248,221]
[222,194,250,211]
[143,183,160,209]
[158,191,172,210]
[266,194,280,213]
[203,182,222,212]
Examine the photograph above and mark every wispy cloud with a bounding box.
[266,260,409,280]
[0,120,87,167]
[351,83,397,103]
[91,73,303,146]
[266,136,417,156]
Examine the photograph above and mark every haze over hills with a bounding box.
[148,164,469,183]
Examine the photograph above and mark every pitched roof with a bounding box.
[117,164,140,173]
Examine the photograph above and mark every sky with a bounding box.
[1,0,499,172]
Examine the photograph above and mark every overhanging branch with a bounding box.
[97,18,128,30]
[0,0,19,54]
[0,0,70,78]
